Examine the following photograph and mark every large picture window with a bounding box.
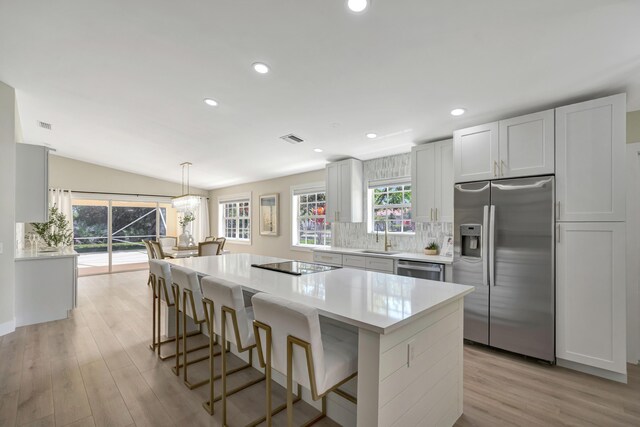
[369,181,414,234]
[220,197,251,241]
[292,187,331,248]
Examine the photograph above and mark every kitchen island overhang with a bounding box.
[167,253,473,426]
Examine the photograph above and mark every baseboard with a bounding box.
[557,358,628,383]
[0,318,16,336]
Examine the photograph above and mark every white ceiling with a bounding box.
[1,0,640,189]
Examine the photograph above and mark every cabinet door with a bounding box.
[16,144,49,223]
[555,94,626,222]
[453,122,499,183]
[411,143,436,222]
[498,109,554,178]
[556,222,626,374]
[325,162,340,223]
[339,159,364,223]
[435,139,454,222]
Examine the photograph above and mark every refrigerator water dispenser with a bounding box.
[460,224,482,258]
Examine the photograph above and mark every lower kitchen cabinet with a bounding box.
[556,222,627,378]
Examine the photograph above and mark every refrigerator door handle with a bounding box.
[482,205,489,286]
[489,205,496,286]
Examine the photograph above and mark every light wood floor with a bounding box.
[0,270,638,427]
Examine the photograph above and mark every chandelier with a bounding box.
[171,162,201,211]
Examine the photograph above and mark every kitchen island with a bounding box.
[168,253,473,426]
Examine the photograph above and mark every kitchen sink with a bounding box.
[357,250,401,255]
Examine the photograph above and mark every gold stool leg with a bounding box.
[221,312,228,426]
[287,338,294,427]
[148,275,157,351]
[172,284,181,376]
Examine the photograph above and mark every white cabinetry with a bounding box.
[453,123,498,183]
[555,94,626,222]
[16,143,50,223]
[499,109,554,178]
[454,109,554,183]
[411,139,453,222]
[556,222,626,376]
[325,158,364,223]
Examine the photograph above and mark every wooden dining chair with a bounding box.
[198,241,220,257]
[150,240,169,259]
[159,236,177,249]
[204,236,216,242]
[213,237,226,254]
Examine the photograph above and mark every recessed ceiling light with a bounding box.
[450,108,466,116]
[366,133,377,139]
[204,98,218,107]
[253,62,270,74]
[347,0,368,12]
[313,148,323,153]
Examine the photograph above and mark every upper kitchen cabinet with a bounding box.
[555,93,626,222]
[411,139,453,222]
[16,143,50,223]
[453,122,498,183]
[498,109,554,178]
[454,110,555,183]
[325,158,364,223]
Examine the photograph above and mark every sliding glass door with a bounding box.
[73,197,178,276]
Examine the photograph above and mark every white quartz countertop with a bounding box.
[169,253,472,334]
[313,246,454,265]
[15,249,79,261]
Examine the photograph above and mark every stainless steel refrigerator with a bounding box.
[453,176,555,362]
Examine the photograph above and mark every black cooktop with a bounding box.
[251,261,341,276]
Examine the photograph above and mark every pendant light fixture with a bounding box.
[171,162,201,211]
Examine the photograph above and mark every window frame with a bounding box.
[218,193,252,245]
[290,183,331,251]
[367,178,415,235]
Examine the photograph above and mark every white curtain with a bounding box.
[191,197,210,243]
[49,188,74,235]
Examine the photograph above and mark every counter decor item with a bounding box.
[178,211,195,247]
[30,205,73,251]
[259,193,279,236]
[424,241,439,255]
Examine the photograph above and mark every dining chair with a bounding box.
[204,236,216,242]
[198,241,220,257]
[252,293,358,426]
[150,240,169,259]
[159,236,177,249]
[213,237,226,254]
[200,277,265,420]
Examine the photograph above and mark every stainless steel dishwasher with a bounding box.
[396,259,445,281]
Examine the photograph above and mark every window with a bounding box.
[369,181,414,234]
[292,187,331,248]
[219,196,251,241]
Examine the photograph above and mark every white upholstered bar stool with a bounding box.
[200,277,265,421]
[170,265,213,388]
[252,293,358,427]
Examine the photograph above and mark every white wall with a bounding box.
[0,81,16,335]
[209,169,325,262]
[49,155,208,197]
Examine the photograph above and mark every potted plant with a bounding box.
[178,211,196,247]
[31,205,73,251]
[424,241,440,256]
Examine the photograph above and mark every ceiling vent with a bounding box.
[37,121,52,130]
[280,133,304,144]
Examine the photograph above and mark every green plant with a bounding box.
[179,211,195,228]
[31,206,73,248]
[426,241,440,251]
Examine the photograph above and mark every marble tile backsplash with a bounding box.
[332,222,453,253]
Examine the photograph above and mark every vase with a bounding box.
[424,249,438,255]
[178,229,194,247]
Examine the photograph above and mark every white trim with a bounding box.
[0,318,16,337]
[72,192,173,203]
[291,181,325,196]
[217,192,251,204]
[626,142,640,364]
[290,183,331,249]
[557,358,628,383]
[367,176,411,189]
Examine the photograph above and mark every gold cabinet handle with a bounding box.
[493,161,498,177]
[500,160,505,176]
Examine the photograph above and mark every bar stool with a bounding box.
[170,265,215,388]
[252,293,358,426]
[144,241,159,351]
